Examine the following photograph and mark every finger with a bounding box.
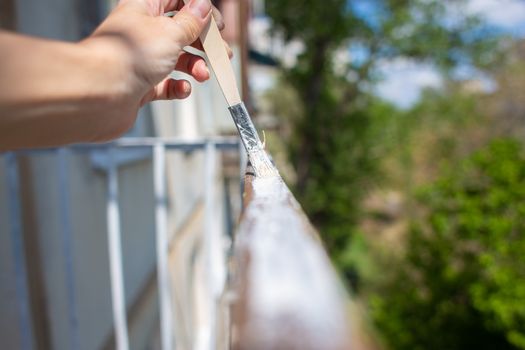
[163,0,181,12]
[174,53,210,82]
[169,0,212,49]
[150,78,192,102]
[169,1,221,28]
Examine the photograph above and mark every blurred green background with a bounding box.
[257,0,525,348]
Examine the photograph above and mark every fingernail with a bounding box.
[188,0,211,19]
[183,81,191,94]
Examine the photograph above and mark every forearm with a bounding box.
[0,0,217,151]
[0,30,138,150]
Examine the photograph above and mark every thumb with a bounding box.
[170,0,212,48]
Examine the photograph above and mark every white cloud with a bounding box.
[466,0,525,29]
[375,59,442,109]
[376,0,525,108]
[248,2,525,109]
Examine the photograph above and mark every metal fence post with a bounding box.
[106,149,130,350]
[57,148,79,349]
[154,143,174,350]
[5,153,35,350]
[203,140,221,350]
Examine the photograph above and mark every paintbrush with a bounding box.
[180,4,279,178]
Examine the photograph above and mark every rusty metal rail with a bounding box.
[230,169,353,350]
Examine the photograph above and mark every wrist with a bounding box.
[79,36,138,101]
[75,37,141,141]
[81,1,153,98]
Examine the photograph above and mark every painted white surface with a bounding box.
[235,177,351,349]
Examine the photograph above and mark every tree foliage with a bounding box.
[265,0,502,276]
[371,139,525,350]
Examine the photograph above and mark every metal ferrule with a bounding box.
[229,102,279,178]
[228,102,263,153]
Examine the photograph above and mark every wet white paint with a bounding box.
[247,150,279,178]
[234,177,351,350]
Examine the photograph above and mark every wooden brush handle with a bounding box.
[182,1,242,106]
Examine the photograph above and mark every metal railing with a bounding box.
[2,137,241,350]
[4,152,36,350]
[3,137,353,350]
[229,168,353,350]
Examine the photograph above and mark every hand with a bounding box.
[84,0,231,107]
[0,0,230,150]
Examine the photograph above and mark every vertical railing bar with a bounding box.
[204,140,217,350]
[106,149,130,350]
[5,153,35,350]
[154,143,174,350]
[57,148,79,350]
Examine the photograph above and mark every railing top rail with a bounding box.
[231,169,353,350]
[2,137,240,155]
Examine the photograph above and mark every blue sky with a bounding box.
[376,0,525,108]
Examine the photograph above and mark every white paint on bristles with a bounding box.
[247,150,279,178]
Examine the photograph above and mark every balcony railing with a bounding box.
[230,166,352,350]
[2,137,353,350]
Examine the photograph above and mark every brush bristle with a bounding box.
[249,150,279,178]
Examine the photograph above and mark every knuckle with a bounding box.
[171,12,202,45]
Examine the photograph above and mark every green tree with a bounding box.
[371,139,525,350]
[485,40,525,138]
[265,0,502,278]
